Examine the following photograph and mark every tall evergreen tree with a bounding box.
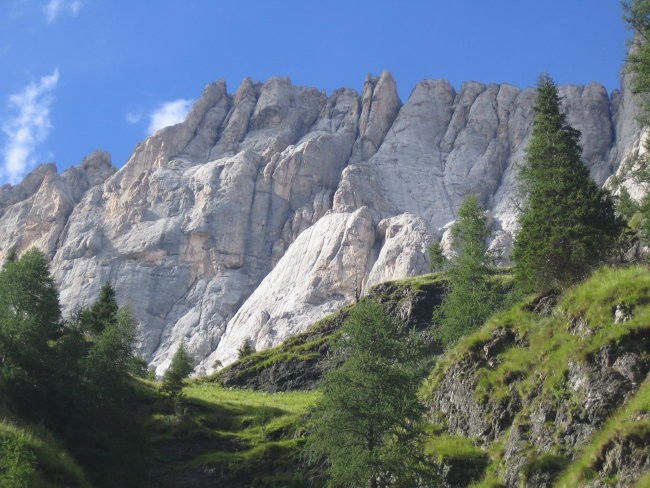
[82,306,138,400]
[433,195,500,348]
[161,341,195,398]
[622,1,650,242]
[0,249,61,399]
[624,0,650,124]
[513,75,619,292]
[304,299,427,487]
[81,282,119,336]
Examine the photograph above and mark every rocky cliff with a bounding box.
[0,72,642,372]
[422,266,649,487]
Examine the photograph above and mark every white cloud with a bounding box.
[147,99,194,134]
[125,110,142,125]
[1,69,59,184]
[43,0,84,23]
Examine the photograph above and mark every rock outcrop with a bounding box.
[422,267,650,487]
[214,274,446,392]
[0,72,642,372]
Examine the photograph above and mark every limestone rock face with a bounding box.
[0,73,643,373]
[0,150,114,261]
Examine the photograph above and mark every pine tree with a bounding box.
[82,282,119,336]
[513,75,620,292]
[428,241,447,272]
[433,195,500,348]
[0,248,61,394]
[82,307,138,400]
[623,1,650,241]
[237,338,255,359]
[304,299,427,487]
[624,0,650,124]
[161,342,195,398]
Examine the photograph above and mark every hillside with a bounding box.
[213,273,446,391]
[422,266,649,487]
[0,417,91,487]
[2,266,647,486]
[148,267,648,487]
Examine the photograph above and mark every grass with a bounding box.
[184,383,320,442]
[424,432,488,464]
[386,272,447,292]
[209,307,348,387]
[0,418,92,488]
[554,378,650,487]
[145,380,321,486]
[422,265,650,486]
[425,266,650,403]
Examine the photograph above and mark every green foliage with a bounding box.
[423,266,650,486]
[0,248,61,410]
[0,420,92,488]
[623,1,650,242]
[638,188,650,239]
[83,282,119,336]
[616,186,639,221]
[424,433,487,465]
[305,299,428,487]
[433,195,503,348]
[147,381,320,486]
[253,404,275,439]
[0,249,147,487]
[82,306,138,400]
[428,240,447,271]
[237,337,256,359]
[624,0,650,124]
[0,431,36,487]
[162,341,195,398]
[513,75,620,292]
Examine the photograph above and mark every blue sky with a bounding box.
[0,0,630,185]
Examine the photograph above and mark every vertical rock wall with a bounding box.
[0,72,641,373]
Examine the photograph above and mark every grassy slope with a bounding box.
[142,378,320,487]
[145,267,649,486]
[211,272,447,391]
[210,306,349,389]
[422,266,650,487]
[0,415,92,488]
[3,269,647,486]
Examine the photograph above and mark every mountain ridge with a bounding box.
[0,71,642,373]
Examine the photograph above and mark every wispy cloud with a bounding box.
[43,0,84,23]
[1,69,59,184]
[125,110,142,125]
[147,99,194,134]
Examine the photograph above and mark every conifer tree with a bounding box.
[428,241,447,272]
[82,282,119,336]
[0,249,61,394]
[161,342,195,398]
[623,1,650,241]
[513,75,619,292]
[624,0,650,124]
[305,299,427,487]
[433,195,499,348]
[82,307,138,400]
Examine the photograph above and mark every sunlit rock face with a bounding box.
[0,71,641,373]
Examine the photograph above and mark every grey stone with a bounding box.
[0,71,643,374]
